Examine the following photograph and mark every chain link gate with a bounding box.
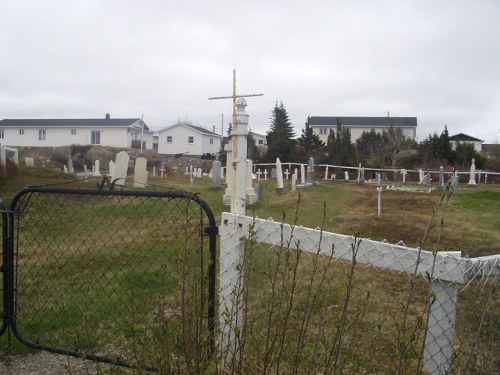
[0,186,217,372]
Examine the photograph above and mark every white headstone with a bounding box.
[108,160,115,176]
[68,158,74,174]
[419,169,424,184]
[111,151,130,186]
[301,164,306,184]
[324,165,329,180]
[344,171,349,181]
[93,160,101,176]
[133,157,148,188]
[246,159,257,204]
[291,171,297,192]
[276,158,284,189]
[401,169,408,184]
[468,159,476,185]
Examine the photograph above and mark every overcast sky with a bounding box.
[1,0,499,143]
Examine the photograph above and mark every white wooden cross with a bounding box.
[209,69,263,130]
[284,169,290,180]
[264,169,268,180]
[256,169,262,181]
[160,164,165,178]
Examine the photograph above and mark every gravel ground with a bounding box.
[0,351,134,375]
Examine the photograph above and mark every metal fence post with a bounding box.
[424,279,459,374]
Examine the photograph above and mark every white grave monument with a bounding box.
[276,158,284,191]
[468,158,476,185]
[93,160,101,176]
[246,159,257,204]
[133,157,148,188]
[111,151,129,186]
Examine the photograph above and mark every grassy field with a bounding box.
[0,167,499,373]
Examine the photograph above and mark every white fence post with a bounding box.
[424,279,459,374]
[219,97,249,367]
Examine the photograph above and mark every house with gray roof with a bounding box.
[449,133,483,153]
[307,116,417,143]
[0,114,154,150]
[157,122,222,156]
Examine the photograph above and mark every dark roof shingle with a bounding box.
[308,116,417,127]
[0,118,148,130]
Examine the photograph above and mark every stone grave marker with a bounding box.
[133,157,148,188]
[212,160,222,188]
[111,151,129,186]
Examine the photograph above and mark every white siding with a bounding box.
[0,125,154,149]
[158,124,222,155]
[313,125,416,143]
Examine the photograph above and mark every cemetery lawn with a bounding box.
[0,168,499,372]
[2,167,499,258]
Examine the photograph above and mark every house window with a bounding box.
[209,138,213,144]
[39,129,46,141]
[19,129,24,135]
[166,136,173,143]
[319,128,327,135]
[258,139,263,145]
[0,129,4,139]
[71,129,77,135]
[188,136,194,144]
[91,130,101,145]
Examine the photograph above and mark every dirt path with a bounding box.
[0,351,133,375]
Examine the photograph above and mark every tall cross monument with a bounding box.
[209,69,263,214]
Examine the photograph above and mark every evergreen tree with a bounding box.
[356,129,383,165]
[326,119,356,166]
[297,117,325,162]
[437,125,454,164]
[247,131,259,162]
[266,101,296,161]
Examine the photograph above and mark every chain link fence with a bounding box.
[1,186,217,373]
[219,212,499,375]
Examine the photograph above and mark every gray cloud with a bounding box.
[1,0,499,142]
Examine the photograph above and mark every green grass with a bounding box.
[1,168,499,373]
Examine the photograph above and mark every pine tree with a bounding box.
[297,118,325,162]
[266,101,296,161]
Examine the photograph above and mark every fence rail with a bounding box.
[219,212,500,374]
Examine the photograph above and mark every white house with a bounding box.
[157,122,222,156]
[249,131,268,159]
[307,116,417,143]
[0,114,154,150]
[449,133,483,153]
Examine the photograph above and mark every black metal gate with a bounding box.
[0,186,217,372]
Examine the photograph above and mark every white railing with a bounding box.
[219,212,499,374]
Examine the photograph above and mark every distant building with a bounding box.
[0,114,154,149]
[481,144,499,160]
[449,133,483,153]
[307,116,417,143]
[157,122,222,156]
[250,131,268,158]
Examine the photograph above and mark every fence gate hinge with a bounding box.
[204,226,219,236]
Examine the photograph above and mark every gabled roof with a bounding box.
[0,118,149,130]
[308,116,417,127]
[449,133,483,143]
[159,122,222,137]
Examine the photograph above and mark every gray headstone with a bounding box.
[439,166,444,188]
[68,158,74,173]
[212,160,222,188]
[271,168,277,179]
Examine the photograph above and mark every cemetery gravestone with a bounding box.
[111,151,130,186]
[133,157,148,188]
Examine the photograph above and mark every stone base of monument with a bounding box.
[275,187,287,195]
